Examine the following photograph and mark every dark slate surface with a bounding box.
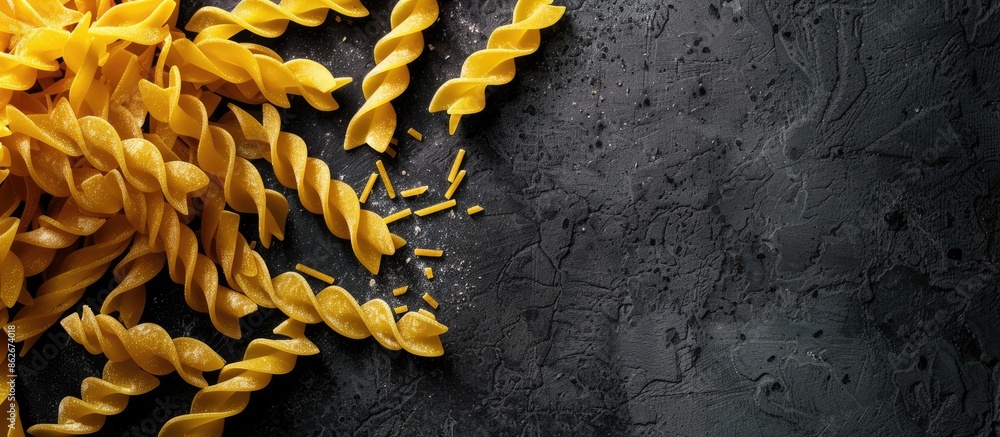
[15,0,1000,435]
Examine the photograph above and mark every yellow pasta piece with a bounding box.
[407,127,423,141]
[401,186,429,197]
[385,145,397,158]
[422,292,439,309]
[384,208,413,224]
[468,205,485,215]
[375,159,397,199]
[160,319,318,437]
[27,361,160,437]
[359,172,379,204]
[391,137,399,145]
[448,149,466,182]
[392,286,409,296]
[415,199,457,216]
[415,248,444,257]
[394,305,408,314]
[295,263,335,284]
[445,170,466,200]
[425,267,434,279]
[29,306,227,435]
[187,0,370,43]
[344,0,439,152]
[429,0,565,134]
[226,105,400,274]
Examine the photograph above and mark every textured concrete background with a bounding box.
[15,0,1000,435]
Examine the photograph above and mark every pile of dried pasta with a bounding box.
[0,0,564,435]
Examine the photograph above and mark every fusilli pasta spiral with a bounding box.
[194,182,446,356]
[159,319,318,437]
[428,0,564,134]
[225,104,397,274]
[27,360,160,437]
[186,0,369,43]
[61,306,226,387]
[344,0,438,152]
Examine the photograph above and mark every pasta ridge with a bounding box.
[27,360,160,437]
[428,0,564,134]
[344,0,438,152]
[186,0,369,43]
[158,319,318,437]
[225,104,397,274]
[63,306,226,387]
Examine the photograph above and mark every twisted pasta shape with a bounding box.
[139,67,287,248]
[344,0,438,152]
[158,319,317,437]
[10,214,135,351]
[27,360,160,437]
[62,306,226,387]
[186,0,369,43]
[200,182,443,356]
[225,104,396,274]
[6,99,210,215]
[428,0,564,134]
[163,35,351,111]
[29,307,226,435]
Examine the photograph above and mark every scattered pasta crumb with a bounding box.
[422,292,439,309]
[467,205,484,215]
[445,170,466,200]
[394,305,408,314]
[359,173,378,203]
[448,149,466,183]
[295,263,335,284]
[385,145,397,158]
[415,199,456,216]
[375,160,396,199]
[407,128,423,141]
[401,186,429,197]
[415,248,444,257]
[391,137,399,145]
[384,208,412,224]
[425,268,434,279]
[392,286,409,296]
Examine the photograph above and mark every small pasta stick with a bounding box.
[375,160,396,198]
[444,170,466,200]
[415,199,456,216]
[422,292,439,309]
[392,286,409,296]
[425,267,434,279]
[448,149,466,182]
[383,208,412,224]
[467,205,484,215]
[407,128,423,141]
[415,248,444,257]
[295,263,335,284]
[401,186,429,197]
[391,137,399,145]
[359,173,378,203]
[385,145,397,158]
[394,305,408,314]
[414,248,444,257]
